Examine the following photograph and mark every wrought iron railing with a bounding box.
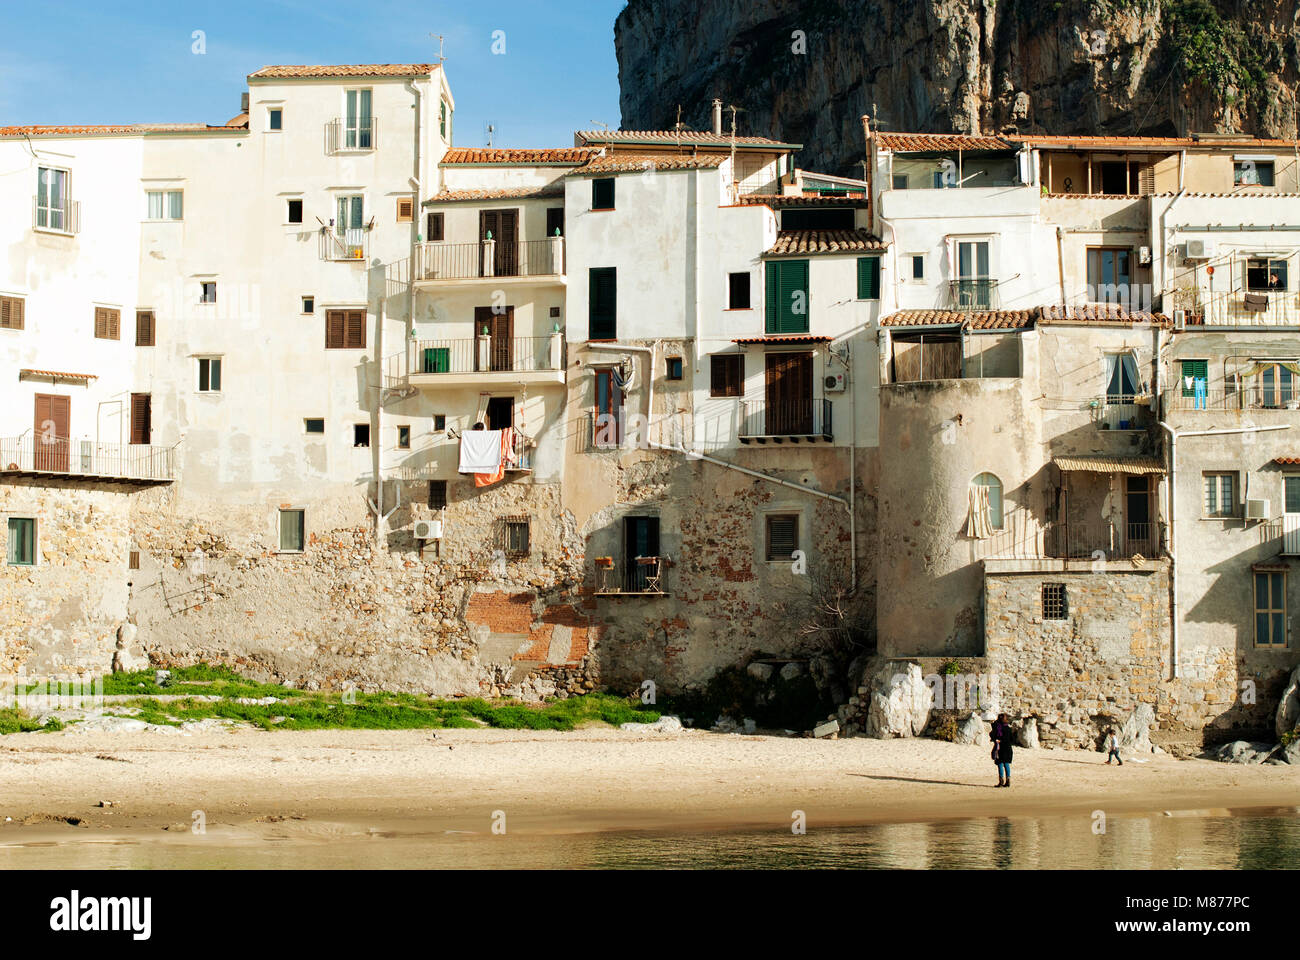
[414,238,565,281]
[0,435,175,481]
[32,196,80,234]
[738,398,832,440]
[1093,397,1151,430]
[945,278,999,312]
[325,116,378,153]
[1166,379,1299,412]
[594,556,667,595]
[1185,290,1300,326]
[319,227,369,262]
[409,336,559,374]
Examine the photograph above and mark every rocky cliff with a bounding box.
[615,0,1300,175]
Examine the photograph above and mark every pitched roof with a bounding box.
[877,132,1014,152]
[575,130,800,149]
[1039,304,1170,325]
[248,64,435,80]
[0,122,244,137]
[765,229,886,256]
[1009,133,1300,151]
[735,194,869,208]
[425,185,565,204]
[441,147,597,165]
[881,309,1036,329]
[1053,455,1166,474]
[568,153,729,175]
[1273,457,1300,466]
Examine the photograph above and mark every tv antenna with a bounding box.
[430,33,446,65]
[589,120,609,132]
[485,122,496,147]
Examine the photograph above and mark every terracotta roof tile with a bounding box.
[425,185,564,204]
[568,153,729,175]
[575,130,799,149]
[735,194,869,208]
[0,122,243,137]
[881,310,1035,329]
[19,368,97,381]
[765,229,886,256]
[1040,304,1170,325]
[1010,133,1300,150]
[877,132,1014,152]
[1274,457,1300,465]
[441,147,597,165]
[248,64,435,79]
[733,335,832,345]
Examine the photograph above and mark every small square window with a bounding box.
[433,414,447,431]
[892,174,908,190]
[428,479,448,510]
[549,306,561,318]
[268,108,282,131]
[710,354,742,398]
[304,418,325,434]
[197,356,222,392]
[425,212,444,242]
[302,296,314,314]
[503,517,530,557]
[729,272,751,309]
[765,514,799,562]
[1042,583,1068,620]
[592,178,616,211]
[1234,160,1274,186]
[354,423,370,447]
[666,357,683,381]
[200,282,217,304]
[7,517,35,565]
[279,509,305,552]
[287,199,303,224]
[910,255,925,281]
[397,425,411,449]
[146,190,183,221]
[397,197,414,222]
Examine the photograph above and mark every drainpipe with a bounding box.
[1055,226,1067,310]
[1158,420,1290,679]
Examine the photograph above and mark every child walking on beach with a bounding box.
[991,713,1014,787]
[1106,728,1123,765]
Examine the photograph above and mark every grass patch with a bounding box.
[99,663,298,699]
[0,708,63,734]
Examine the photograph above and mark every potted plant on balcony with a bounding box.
[594,556,614,569]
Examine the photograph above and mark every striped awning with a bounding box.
[1053,455,1165,475]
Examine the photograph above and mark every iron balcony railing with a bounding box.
[1186,290,1300,326]
[738,398,832,441]
[1043,521,1163,560]
[324,117,378,153]
[1092,396,1152,430]
[0,435,175,482]
[1167,378,1299,412]
[414,238,565,281]
[945,278,999,312]
[410,336,560,375]
[32,196,80,234]
[319,227,369,262]
[594,556,667,596]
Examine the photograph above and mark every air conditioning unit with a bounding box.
[414,518,444,540]
[1173,308,1186,330]
[1184,239,1216,260]
[1139,245,1152,265]
[824,372,847,392]
[1246,498,1269,521]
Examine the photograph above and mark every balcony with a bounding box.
[980,517,1164,562]
[945,279,1000,312]
[594,556,667,596]
[1166,378,1299,413]
[738,398,833,443]
[414,238,565,284]
[319,227,369,262]
[1091,396,1152,431]
[324,117,377,153]
[401,334,565,389]
[0,435,175,484]
[32,196,80,235]
[1182,290,1300,326]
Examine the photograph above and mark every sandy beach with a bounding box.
[2,726,1297,848]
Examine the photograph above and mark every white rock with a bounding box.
[780,663,806,681]
[1276,664,1300,739]
[1017,717,1039,749]
[813,719,839,739]
[864,662,931,738]
[746,662,774,682]
[954,712,990,746]
[620,715,683,734]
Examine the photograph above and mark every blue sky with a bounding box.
[0,0,628,147]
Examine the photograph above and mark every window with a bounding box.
[336,195,364,235]
[1180,359,1208,397]
[197,357,222,393]
[344,88,373,148]
[592,177,616,210]
[1235,160,1275,186]
[504,518,530,557]
[129,550,140,570]
[892,174,908,190]
[426,212,444,242]
[765,259,810,334]
[439,99,448,139]
[589,267,617,340]
[1246,258,1287,292]
[268,108,282,131]
[909,255,925,281]
[1105,353,1140,402]
[1203,472,1237,518]
[666,357,683,381]
[971,473,1004,530]
[304,418,325,434]
[428,479,448,510]
[433,414,447,431]
[594,368,623,447]
[954,240,991,308]
[1087,247,1132,304]
[279,509,305,552]
[765,514,799,562]
[36,167,69,230]
[199,282,217,304]
[857,256,881,300]
[301,296,314,314]
[710,354,743,397]
[397,425,411,449]
[287,199,303,224]
[1257,362,1296,408]
[146,190,183,220]
[729,272,751,309]
[325,309,366,349]
[6,517,35,566]
[547,207,565,238]
[396,197,414,222]
[0,295,24,330]
[1255,571,1287,646]
[130,393,151,445]
[353,423,370,448]
[1042,583,1068,620]
[135,310,155,346]
[93,307,120,340]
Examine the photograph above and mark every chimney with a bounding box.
[712,99,723,136]
[240,92,249,115]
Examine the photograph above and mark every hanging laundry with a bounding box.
[459,429,502,474]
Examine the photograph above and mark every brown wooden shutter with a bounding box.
[130,393,151,445]
[397,197,414,222]
[135,310,155,346]
[326,310,345,348]
[0,296,23,330]
[766,515,799,561]
[426,212,444,241]
[94,307,120,340]
[346,310,365,348]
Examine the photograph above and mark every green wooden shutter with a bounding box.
[857,257,880,300]
[1181,359,1208,396]
[590,268,616,339]
[776,260,809,333]
[765,263,780,333]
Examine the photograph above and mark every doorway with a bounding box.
[765,352,813,435]
[486,397,514,431]
[479,209,519,277]
[33,394,70,472]
[1125,475,1152,553]
[474,305,514,371]
[623,515,661,592]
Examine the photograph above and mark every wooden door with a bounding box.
[130,393,151,445]
[480,209,519,277]
[765,352,813,435]
[623,516,661,592]
[33,394,70,472]
[474,306,514,371]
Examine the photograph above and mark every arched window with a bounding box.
[968,473,1004,537]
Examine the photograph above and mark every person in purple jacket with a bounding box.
[990,713,1014,787]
